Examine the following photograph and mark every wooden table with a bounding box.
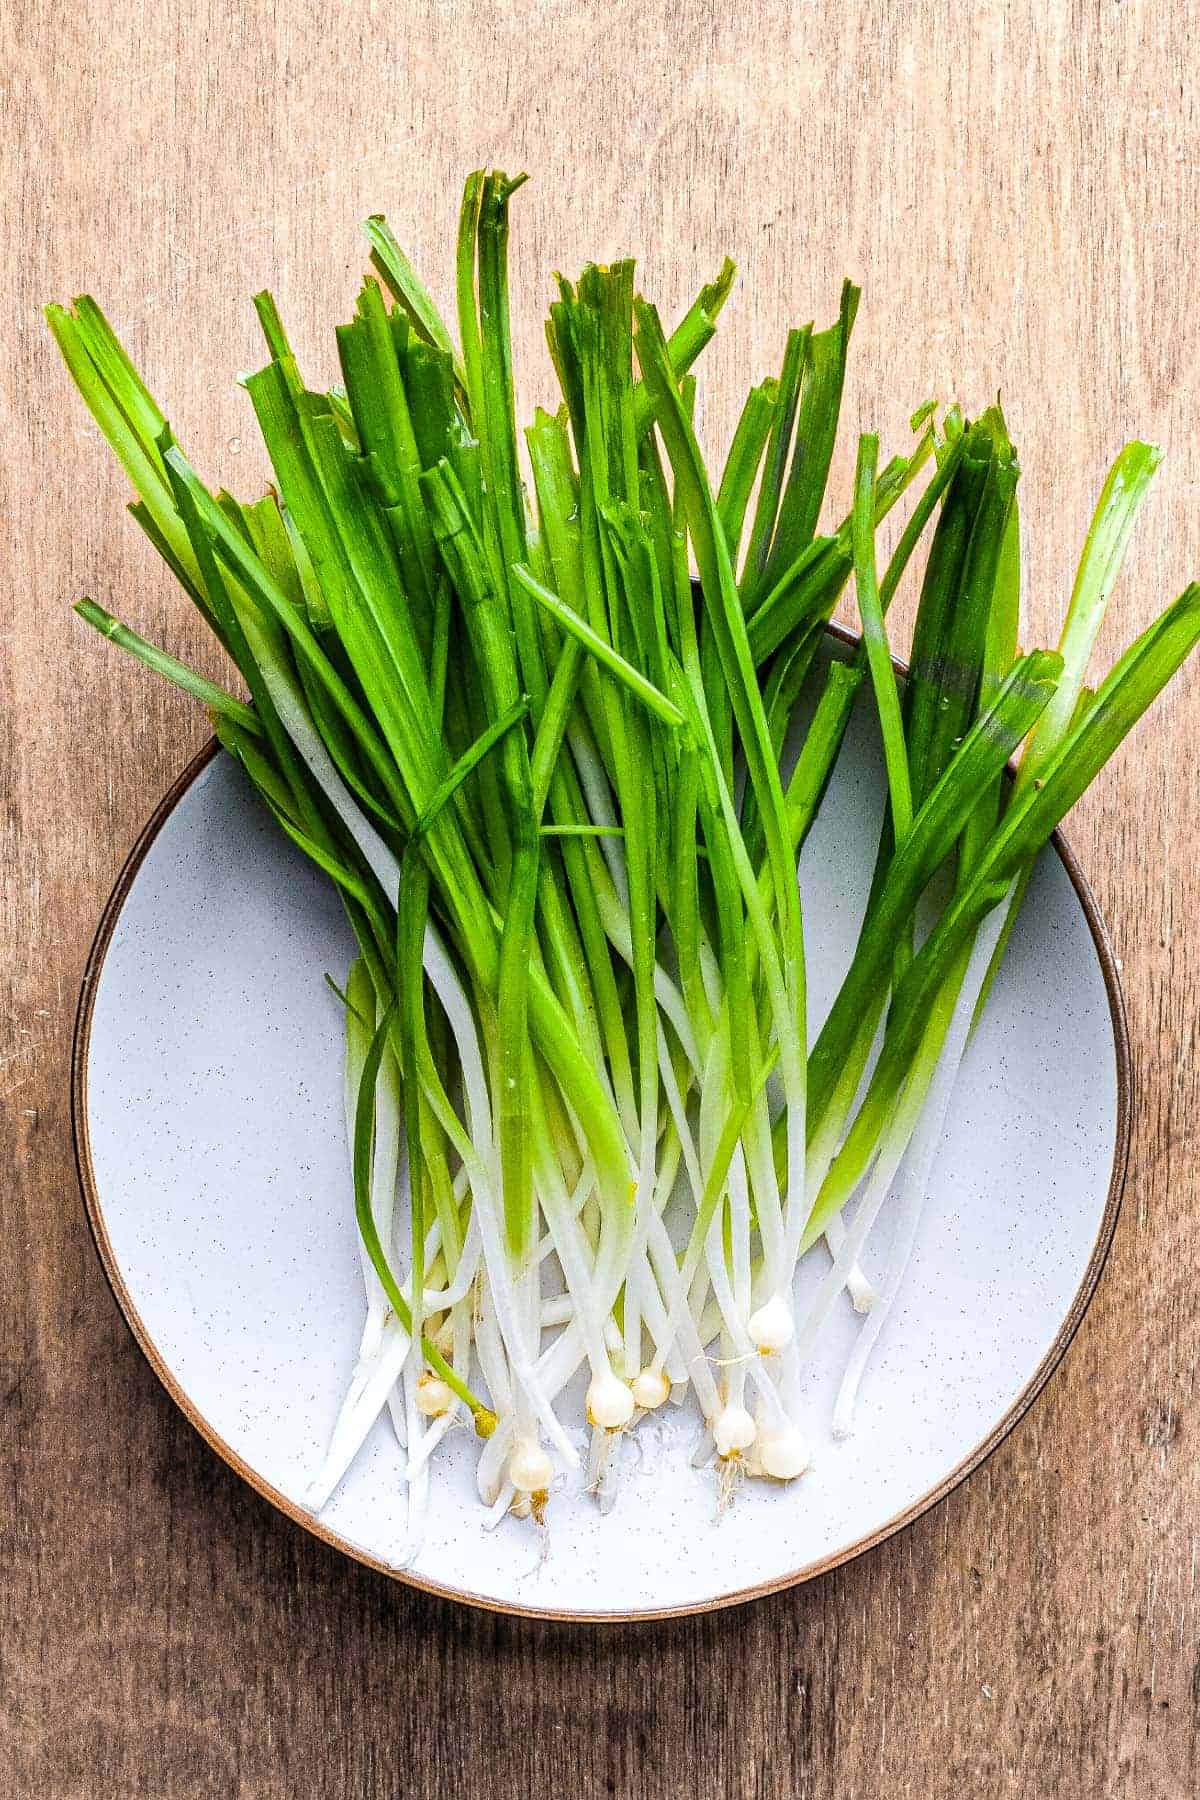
[4,2,1198,1793]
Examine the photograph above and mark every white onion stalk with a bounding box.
[483,1480,517,1530]
[305,1316,412,1511]
[533,1127,626,1396]
[309,1172,472,1508]
[395,1356,429,1567]
[824,1216,878,1312]
[791,1082,927,1370]
[247,630,574,1472]
[832,898,1009,1436]
[341,1015,402,1371]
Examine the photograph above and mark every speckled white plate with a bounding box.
[73,641,1129,1619]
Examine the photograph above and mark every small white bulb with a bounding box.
[758,1429,811,1481]
[747,1294,795,1355]
[508,1438,554,1494]
[415,1373,453,1418]
[631,1367,671,1411]
[586,1371,636,1430]
[713,1404,757,1458]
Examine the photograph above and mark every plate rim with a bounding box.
[71,641,1133,1624]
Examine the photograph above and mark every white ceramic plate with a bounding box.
[74,646,1128,1619]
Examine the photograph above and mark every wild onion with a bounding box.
[50,172,1200,1554]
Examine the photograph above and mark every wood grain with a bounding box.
[3,0,1198,1793]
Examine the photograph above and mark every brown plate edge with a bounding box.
[71,684,1132,1626]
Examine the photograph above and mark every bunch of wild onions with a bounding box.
[50,171,1200,1556]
